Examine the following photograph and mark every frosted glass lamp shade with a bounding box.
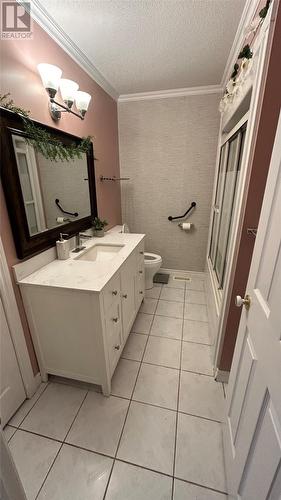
[37,63,62,98]
[75,91,91,117]
[59,79,79,108]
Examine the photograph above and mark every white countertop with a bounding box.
[17,229,145,293]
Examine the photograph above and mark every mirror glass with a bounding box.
[12,134,91,236]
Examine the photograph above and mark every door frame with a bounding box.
[0,238,40,398]
[208,111,249,312]
[212,2,276,373]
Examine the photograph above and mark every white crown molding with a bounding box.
[21,0,258,104]
[220,0,261,88]
[24,0,119,100]
[118,84,223,103]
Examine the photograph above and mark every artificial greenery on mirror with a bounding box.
[0,93,92,162]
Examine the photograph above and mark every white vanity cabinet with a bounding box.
[18,237,145,396]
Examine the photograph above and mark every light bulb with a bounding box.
[37,63,62,98]
[75,91,91,117]
[59,79,79,108]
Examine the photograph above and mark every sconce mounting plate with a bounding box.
[49,101,61,121]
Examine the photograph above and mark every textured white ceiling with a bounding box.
[38,0,246,95]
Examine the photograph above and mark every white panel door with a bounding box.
[223,112,281,499]
[0,297,25,427]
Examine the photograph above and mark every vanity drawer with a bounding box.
[103,273,121,311]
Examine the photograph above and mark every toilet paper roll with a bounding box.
[56,217,65,224]
[181,222,192,231]
[56,217,70,224]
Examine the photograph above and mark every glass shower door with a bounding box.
[209,143,228,266]
[209,122,247,291]
[215,132,242,286]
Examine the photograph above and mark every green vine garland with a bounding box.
[228,0,271,85]
[0,93,92,162]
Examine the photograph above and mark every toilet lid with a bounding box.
[144,252,162,263]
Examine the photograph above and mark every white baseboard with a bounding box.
[215,368,230,383]
[160,268,206,279]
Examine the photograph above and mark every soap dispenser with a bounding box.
[56,233,70,260]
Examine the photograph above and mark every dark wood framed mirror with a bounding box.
[0,107,97,259]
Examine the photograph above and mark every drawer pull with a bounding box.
[139,270,143,274]
[122,294,128,299]
[112,290,118,296]
[112,317,119,323]
[139,291,143,295]
[114,345,120,350]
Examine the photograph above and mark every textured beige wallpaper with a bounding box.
[118,94,220,271]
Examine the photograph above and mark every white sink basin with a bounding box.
[75,244,124,262]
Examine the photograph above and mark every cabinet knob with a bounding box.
[114,345,120,350]
[122,294,128,299]
[112,317,118,323]
[112,290,118,296]
[139,270,143,274]
[139,291,143,295]
[139,251,144,255]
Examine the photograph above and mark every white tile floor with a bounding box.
[4,275,227,500]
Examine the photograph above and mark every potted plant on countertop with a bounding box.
[92,217,108,237]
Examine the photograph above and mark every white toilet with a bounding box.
[144,252,162,289]
[120,224,162,290]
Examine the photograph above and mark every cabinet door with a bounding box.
[121,253,136,342]
[105,301,122,376]
[135,250,145,310]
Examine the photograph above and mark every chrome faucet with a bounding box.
[72,232,92,252]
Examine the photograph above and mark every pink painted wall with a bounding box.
[0,19,122,373]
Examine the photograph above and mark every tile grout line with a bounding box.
[34,389,89,500]
[171,280,187,499]
[9,396,224,447]
[11,280,227,498]
[102,286,162,500]
[10,382,50,430]
[34,437,228,495]
[4,426,17,443]
[34,442,63,500]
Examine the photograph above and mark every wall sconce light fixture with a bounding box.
[38,63,92,121]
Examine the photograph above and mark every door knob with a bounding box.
[235,294,251,310]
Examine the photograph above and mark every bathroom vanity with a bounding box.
[15,230,145,395]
